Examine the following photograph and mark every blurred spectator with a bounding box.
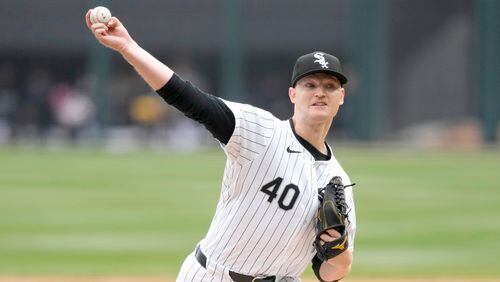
[129,93,168,145]
[107,70,151,125]
[165,114,210,151]
[50,83,95,143]
[48,83,72,115]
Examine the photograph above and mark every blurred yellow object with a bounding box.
[129,95,166,124]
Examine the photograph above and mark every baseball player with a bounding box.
[86,10,356,282]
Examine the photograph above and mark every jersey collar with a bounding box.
[288,119,331,161]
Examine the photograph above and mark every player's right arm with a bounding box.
[85,10,173,90]
[85,9,274,155]
[85,9,238,145]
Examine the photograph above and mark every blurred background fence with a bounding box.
[0,0,499,149]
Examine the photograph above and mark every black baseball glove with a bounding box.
[314,176,352,261]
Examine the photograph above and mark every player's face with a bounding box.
[289,73,345,124]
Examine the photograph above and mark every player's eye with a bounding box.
[305,82,316,89]
[324,83,339,91]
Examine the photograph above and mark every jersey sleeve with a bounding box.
[220,100,277,165]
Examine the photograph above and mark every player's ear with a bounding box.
[339,87,345,106]
[289,87,296,104]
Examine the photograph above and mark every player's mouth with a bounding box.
[311,102,328,107]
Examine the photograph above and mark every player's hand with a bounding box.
[319,229,351,266]
[85,9,135,53]
[318,229,341,246]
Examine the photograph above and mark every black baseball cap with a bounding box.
[291,51,348,87]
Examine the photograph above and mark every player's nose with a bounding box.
[314,89,326,97]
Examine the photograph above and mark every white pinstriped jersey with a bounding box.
[179,100,356,281]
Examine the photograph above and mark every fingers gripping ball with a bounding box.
[314,176,352,261]
[90,6,112,24]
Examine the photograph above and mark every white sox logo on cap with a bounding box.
[291,51,347,86]
[313,52,329,69]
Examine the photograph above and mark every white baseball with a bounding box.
[90,6,112,24]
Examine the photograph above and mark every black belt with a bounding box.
[195,245,276,282]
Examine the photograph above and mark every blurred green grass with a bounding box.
[0,146,499,277]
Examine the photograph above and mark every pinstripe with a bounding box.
[236,117,274,129]
[282,222,315,274]
[241,110,275,121]
[293,227,317,274]
[210,156,267,259]
[236,126,273,138]
[199,261,208,281]
[184,257,196,277]
[229,133,291,270]
[290,227,316,275]
[214,130,287,266]
[243,147,299,271]
[208,131,280,282]
[248,148,309,273]
[316,163,329,181]
[238,153,252,162]
[283,216,315,273]
[177,259,193,281]
[257,165,310,273]
[238,145,260,156]
[282,201,316,276]
[225,145,239,164]
[179,256,198,282]
[189,262,202,282]
[232,135,267,147]
[269,207,315,277]
[231,137,266,147]
[206,162,245,257]
[280,152,317,274]
[207,128,280,260]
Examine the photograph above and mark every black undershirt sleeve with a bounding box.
[155,74,235,145]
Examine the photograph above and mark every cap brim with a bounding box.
[292,69,348,87]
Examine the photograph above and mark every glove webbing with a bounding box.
[318,177,354,222]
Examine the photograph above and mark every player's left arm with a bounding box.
[315,229,353,281]
[312,175,356,281]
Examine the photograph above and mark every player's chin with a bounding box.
[308,112,333,124]
[309,107,333,119]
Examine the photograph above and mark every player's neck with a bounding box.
[292,117,331,154]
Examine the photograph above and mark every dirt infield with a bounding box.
[1,278,499,282]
